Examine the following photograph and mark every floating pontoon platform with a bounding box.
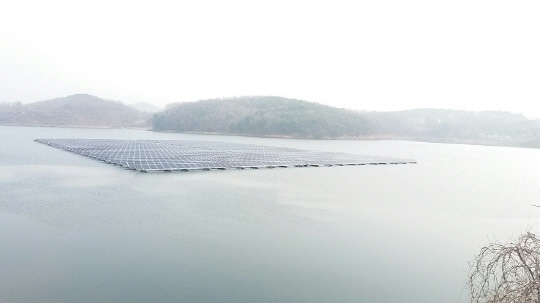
[35,139,416,172]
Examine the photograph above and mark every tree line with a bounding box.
[152,96,540,144]
[152,96,371,139]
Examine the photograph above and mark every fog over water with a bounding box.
[1,126,540,303]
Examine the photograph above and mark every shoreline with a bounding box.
[2,123,539,149]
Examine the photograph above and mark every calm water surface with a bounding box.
[1,126,540,303]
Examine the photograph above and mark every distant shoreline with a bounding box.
[151,128,540,147]
[2,124,538,149]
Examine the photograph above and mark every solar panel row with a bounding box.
[35,139,416,172]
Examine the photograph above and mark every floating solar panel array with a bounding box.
[35,139,416,172]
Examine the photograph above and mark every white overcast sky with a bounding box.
[1,0,539,117]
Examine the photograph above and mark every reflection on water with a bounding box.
[1,126,540,303]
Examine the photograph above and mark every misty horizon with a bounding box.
[2,93,539,119]
[2,1,539,118]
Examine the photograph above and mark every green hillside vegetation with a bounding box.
[0,94,149,128]
[152,96,540,145]
[152,96,371,138]
[2,93,539,147]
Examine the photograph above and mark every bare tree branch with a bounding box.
[469,231,540,303]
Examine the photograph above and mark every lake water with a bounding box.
[1,125,540,303]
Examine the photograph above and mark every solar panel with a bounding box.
[35,139,416,172]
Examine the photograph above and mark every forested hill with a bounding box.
[153,96,540,145]
[367,108,540,147]
[152,96,371,138]
[368,109,535,137]
[2,93,539,147]
[0,94,149,128]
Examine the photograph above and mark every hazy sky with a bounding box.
[1,0,539,117]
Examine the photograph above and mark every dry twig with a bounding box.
[469,231,540,303]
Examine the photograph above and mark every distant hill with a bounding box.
[152,96,371,138]
[129,102,162,113]
[2,93,540,148]
[152,96,540,145]
[0,94,149,128]
[368,108,533,137]
[366,108,540,147]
